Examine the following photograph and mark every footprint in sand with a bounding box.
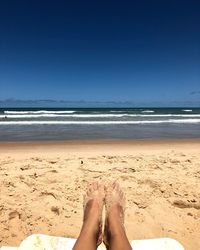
[8,210,26,240]
[172,200,200,209]
[51,206,60,215]
[9,211,20,220]
[39,191,61,213]
[40,191,58,200]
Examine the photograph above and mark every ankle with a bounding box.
[82,200,101,234]
[84,200,100,221]
[107,203,124,221]
[106,204,125,233]
[81,220,101,237]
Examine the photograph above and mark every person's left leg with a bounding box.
[72,182,105,250]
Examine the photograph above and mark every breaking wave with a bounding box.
[4,110,75,114]
[1,119,200,125]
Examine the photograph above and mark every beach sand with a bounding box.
[0,139,199,249]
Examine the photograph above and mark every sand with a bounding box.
[0,139,200,249]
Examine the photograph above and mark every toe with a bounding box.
[99,182,105,191]
[93,181,98,190]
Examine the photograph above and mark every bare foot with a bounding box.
[103,181,126,249]
[83,181,105,246]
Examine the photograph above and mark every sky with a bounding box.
[0,0,200,107]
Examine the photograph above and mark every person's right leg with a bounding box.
[104,182,132,250]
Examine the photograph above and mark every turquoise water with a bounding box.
[0,107,200,141]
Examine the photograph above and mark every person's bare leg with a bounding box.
[104,182,132,250]
[72,182,105,250]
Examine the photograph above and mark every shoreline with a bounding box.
[1,138,200,156]
[1,137,200,146]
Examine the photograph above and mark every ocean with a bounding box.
[0,107,200,141]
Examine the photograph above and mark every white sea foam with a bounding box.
[110,111,127,113]
[0,119,200,125]
[141,110,155,113]
[0,114,78,118]
[1,114,130,118]
[1,114,200,119]
[4,110,75,114]
[182,109,193,112]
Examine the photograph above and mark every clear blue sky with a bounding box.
[0,0,200,106]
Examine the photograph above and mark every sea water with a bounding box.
[0,107,200,141]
